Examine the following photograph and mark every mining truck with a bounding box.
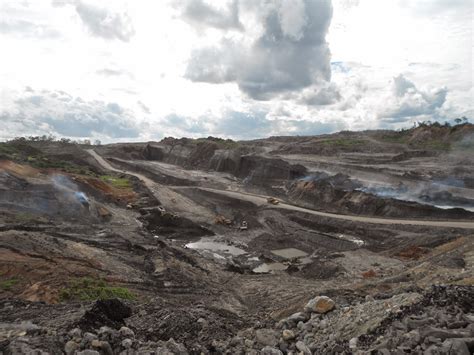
[266,197,280,205]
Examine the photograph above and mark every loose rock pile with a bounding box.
[1,286,472,354]
[210,286,473,354]
[358,285,474,354]
[63,326,189,355]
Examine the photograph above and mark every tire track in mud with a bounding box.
[87,150,474,230]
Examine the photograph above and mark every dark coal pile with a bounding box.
[138,207,213,239]
[76,299,132,332]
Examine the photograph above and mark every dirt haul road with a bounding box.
[86,149,215,222]
[87,150,474,230]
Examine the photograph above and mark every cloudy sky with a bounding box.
[0,0,472,142]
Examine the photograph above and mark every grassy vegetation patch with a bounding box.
[0,143,20,158]
[0,278,19,291]
[0,142,95,175]
[379,134,409,144]
[10,212,41,223]
[99,175,132,189]
[319,138,367,147]
[379,134,450,150]
[59,277,136,302]
[419,140,451,151]
[29,158,95,175]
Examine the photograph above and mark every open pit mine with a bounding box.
[1,124,474,354]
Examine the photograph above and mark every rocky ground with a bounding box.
[1,286,473,354]
[0,124,473,354]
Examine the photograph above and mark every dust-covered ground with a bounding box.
[1,125,473,354]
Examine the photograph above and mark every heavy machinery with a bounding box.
[266,197,280,205]
[214,215,232,226]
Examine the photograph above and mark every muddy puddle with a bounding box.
[185,238,314,274]
[253,248,312,274]
[271,248,308,258]
[185,238,247,258]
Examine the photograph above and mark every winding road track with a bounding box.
[87,150,474,230]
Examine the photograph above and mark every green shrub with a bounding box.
[0,278,19,291]
[59,277,136,301]
[99,175,132,189]
[379,135,409,144]
[420,140,451,151]
[0,143,20,159]
[12,212,38,222]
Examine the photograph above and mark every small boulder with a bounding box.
[230,336,244,346]
[64,340,79,355]
[77,351,100,355]
[165,338,188,354]
[119,326,135,338]
[282,329,296,341]
[255,329,278,347]
[304,296,335,314]
[296,340,311,355]
[91,339,102,348]
[287,312,309,323]
[441,339,470,355]
[68,328,82,339]
[196,317,208,328]
[81,332,98,347]
[244,339,255,348]
[349,337,358,350]
[260,346,283,355]
[98,326,116,341]
[100,341,113,355]
[154,346,174,355]
[122,338,133,349]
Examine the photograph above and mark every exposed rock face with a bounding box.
[187,142,220,168]
[304,296,336,314]
[212,153,308,185]
[142,144,165,161]
[288,174,474,220]
[236,156,307,185]
[209,149,244,174]
[140,140,307,186]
